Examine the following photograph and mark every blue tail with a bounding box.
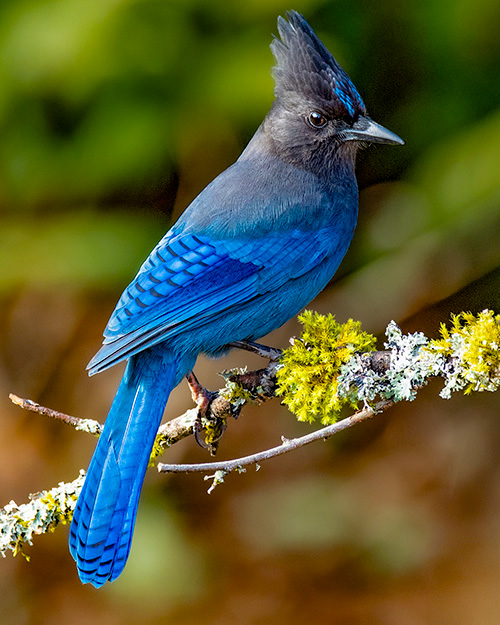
[69,348,188,587]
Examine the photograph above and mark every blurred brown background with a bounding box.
[1,0,500,623]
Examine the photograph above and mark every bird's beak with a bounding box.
[344,117,404,145]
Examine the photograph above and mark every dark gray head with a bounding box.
[264,11,403,172]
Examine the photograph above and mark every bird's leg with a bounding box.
[228,340,282,361]
[186,371,223,454]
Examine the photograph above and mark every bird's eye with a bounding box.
[307,111,327,128]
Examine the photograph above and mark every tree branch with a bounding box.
[4,310,500,554]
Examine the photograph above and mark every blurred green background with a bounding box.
[1,0,500,623]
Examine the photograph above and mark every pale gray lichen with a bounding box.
[74,418,102,436]
[336,352,383,407]
[337,321,441,405]
[0,471,85,557]
[383,321,434,401]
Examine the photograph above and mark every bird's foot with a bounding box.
[186,372,224,455]
[228,340,282,361]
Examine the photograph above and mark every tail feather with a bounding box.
[70,348,188,587]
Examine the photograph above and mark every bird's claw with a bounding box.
[186,372,224,454]
[228,340,282,361]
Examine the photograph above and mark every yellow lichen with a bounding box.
[425,309,500,395]
[276,311,377,424]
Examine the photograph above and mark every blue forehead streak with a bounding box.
[334,74,365,117]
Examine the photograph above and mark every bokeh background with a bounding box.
[1,0,500,623]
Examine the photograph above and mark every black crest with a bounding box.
[271,11,366,119]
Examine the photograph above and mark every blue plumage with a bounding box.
[69,11,403,587]
[70,349,194,584]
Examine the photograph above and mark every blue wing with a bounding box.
[87,224,338,375]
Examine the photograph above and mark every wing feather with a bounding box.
[88,226,336,374]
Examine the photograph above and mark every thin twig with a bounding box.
[8,393,101,435]
[158,398,394,474]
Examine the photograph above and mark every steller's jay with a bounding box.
[69,11,403,587]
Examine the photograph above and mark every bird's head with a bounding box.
[266,11,403,172]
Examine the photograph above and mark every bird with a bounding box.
[69,10,403,587]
